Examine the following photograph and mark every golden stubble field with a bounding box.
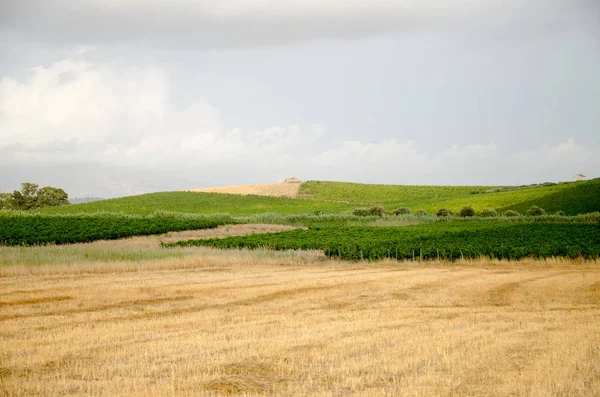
[1,243,600,396]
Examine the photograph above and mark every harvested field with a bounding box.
[188,182,301,198]
[1,254,599,396]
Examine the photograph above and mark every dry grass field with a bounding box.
[188,182,301,198]
[1,244,599,396]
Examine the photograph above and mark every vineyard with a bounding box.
[166,222,600,261]
[300,178,600,215]
[0,211,235,245]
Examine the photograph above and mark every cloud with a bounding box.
[2,0,594,49]
[1,56,598,196]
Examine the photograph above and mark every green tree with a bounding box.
[37,186,70,207]
[1,183,70,210]
[0,193,9,209]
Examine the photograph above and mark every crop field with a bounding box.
[1,247,599,397]
[35,179,600,218]
[3,178,600,396]
[0,211,236,245]
[301,179,600,215]
[38,191,355,216]
[167,222,600,261]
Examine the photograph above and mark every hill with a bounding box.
[39,191,354,216]
[39,178,600,216]
[300,179,600,215]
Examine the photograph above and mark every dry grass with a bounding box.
[188,183,301,198]
[1,251,600,396]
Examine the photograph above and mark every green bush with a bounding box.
[392,207,411,215]
[436,208,452,217]
[480,208,498,217]
[555,211,566,216]
[504,210,520,217]
[459,206,475,217]
[415,209,428,216]
[352,206,385,217]
[526,206,547,216]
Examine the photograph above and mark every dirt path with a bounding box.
[85,224,301,249]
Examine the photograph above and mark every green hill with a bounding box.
[39,191,355,216]
[300,179,600,215]
[39,179,600,217]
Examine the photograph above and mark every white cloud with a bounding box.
[512,138,600,172]
[1,56,598,196]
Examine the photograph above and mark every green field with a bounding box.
[38,191,355,216]
[36,178,600,217]
[300,179,600,215]
[166,222,600,261]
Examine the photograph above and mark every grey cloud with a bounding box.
[2,0,596,48]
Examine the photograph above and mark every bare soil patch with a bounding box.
[85,224,300,249]
[188,182,301,197]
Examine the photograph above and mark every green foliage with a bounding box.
[503,210,520,217]
[555,211,566,216]
[36,186,69,207]
[392,207,412,215]
[436,208,452,217]
[415,210,429,216]
[459,206,475,217]
[480,208,498,217]
[0,211,234,246]
[167,222,600,261]
[1,183,70,210]
[526,206,547,216]
[352,206,386,217]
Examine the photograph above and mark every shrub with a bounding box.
[415,209,428,216]
[367,206,386,217]
[352,208,370,217]
[352,206,385,217]
[480,208,498,217]
[526,206,547,216]
[504,210,520,217]
[392,207,411,215]
[459,206,475,217]
[436,208,452,217]
[555,211,566,216]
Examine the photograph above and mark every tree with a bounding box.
[0,193,9,209]
[0,183,70,210]
[37,186,69,207]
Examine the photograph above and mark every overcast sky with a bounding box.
[1,1,599,197]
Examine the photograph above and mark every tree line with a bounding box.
[0,183,70,210]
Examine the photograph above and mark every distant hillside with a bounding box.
[301,179,600,215]
[41,191,354,216]
[69,197,105,204]
[41,179,600,216]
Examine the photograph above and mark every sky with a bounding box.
[1,0,599,198]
